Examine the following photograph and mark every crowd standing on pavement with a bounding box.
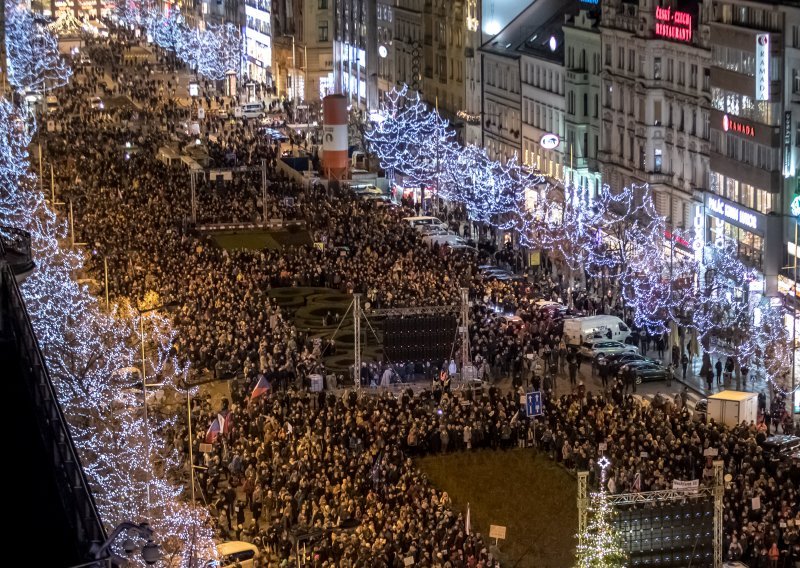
[35,28,800,567]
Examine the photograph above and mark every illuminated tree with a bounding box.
[583,184,667,312]
[748,303,794,393]
[146,7,186,54]
[524,184,598,295]
[366,85,460,195]
[623,228,699,336]
[691,238,760,374]
[0,99,214,565]
[575,492,627,568]
[5,4,73,94]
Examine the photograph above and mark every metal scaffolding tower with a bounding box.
[353,293,362,389]
[460,287,471,378]
[577,471,588,546]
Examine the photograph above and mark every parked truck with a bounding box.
[706,390,759,428]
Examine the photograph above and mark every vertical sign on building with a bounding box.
[755,34,770,101]
[784,111,793,177]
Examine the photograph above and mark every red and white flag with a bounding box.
[251,374,271,400]
[205,417,221,444]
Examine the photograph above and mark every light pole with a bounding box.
[135,301,178,514]
[186,387,195,505]
[92,249,110,310]
[283,35,297,124]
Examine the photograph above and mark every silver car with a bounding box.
[580,339,638,359]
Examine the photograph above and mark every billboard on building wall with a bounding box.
[755,34,770,101]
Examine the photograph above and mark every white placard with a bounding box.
[672,479,700,493]
[489,525,507,540]
[752,496,761,510]
[703,447,718,457]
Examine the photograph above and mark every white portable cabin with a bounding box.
[707,390,759,428]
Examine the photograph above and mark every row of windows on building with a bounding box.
[434,55,463,83]
[244,0,269,13]
[566,46,601,74]
[602,83,710,138]
[711,88,780,127]
[603,45,710,93]
[710,172,775,215]
[710,131,782,172]
[716,2,783,32]
[522,100,564,137]
[521,63,563,95]
[246,15,270,37]
[484,63,520,94]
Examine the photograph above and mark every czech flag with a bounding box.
[251,374,271,400]
[219,410,233,436]
[205,417,222,444]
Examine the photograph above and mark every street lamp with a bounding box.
[134,301,179,514]
[88,521,160,566]
[91,249,110,310]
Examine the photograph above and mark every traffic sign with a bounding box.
[525,391,543,417]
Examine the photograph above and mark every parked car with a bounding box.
[760,435,800,465]
[351,184,383,196]
[208,541,260,568]
[626,361,669,383]
[418,224,451,236]
[605,353,654,375]
[89,96,104,110]
[580,339,638,359]
[692,399,708,422]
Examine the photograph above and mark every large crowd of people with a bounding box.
[35,29,800,567]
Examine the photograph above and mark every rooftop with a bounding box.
[480,0,582,63]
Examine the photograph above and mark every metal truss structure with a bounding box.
[365,304,460,317]
[577,461,724,568]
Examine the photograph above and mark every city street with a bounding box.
[2,7,799,568]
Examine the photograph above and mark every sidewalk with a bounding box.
[638,345,774,402]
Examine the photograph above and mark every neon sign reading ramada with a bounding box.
[655,6,693,43]
[723,114,755,137]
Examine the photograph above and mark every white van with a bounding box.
[207,541,260,568]
[240,102,264,119]
[563,315,631,346]
[404,216,447,231]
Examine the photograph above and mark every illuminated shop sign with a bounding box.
[540,133,560,149]
[706,195,759,231]
[755,34,770,101]
[722,114,755,137]
[655,6,693,43]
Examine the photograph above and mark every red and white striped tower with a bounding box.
[322,94,349,180]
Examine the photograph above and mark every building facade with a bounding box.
[563,7,602,196]
[332,0,379,110]
[480,0,577,166]
[519,17,568,183]
[599,0,712,233]
[706,0,799,299]
[244,0,272,84]
[376,0,396,100]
